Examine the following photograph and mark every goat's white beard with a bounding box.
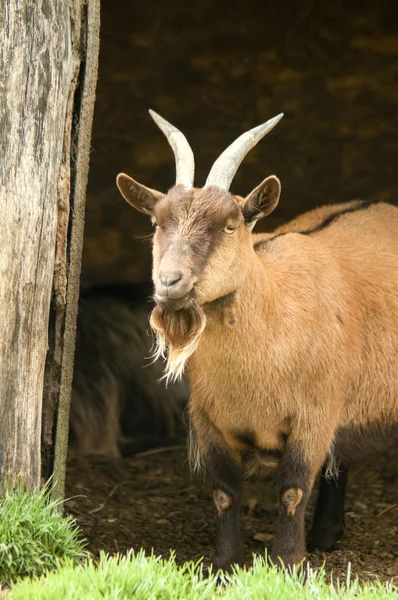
[149,302,207,385]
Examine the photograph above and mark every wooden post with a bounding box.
[0,0,99,490]
[50,0,100,503]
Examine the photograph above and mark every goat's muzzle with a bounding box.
[154,272,195,311]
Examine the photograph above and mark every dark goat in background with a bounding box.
[68,283,189,459]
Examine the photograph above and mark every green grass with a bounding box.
[0,482,88,586]
[9,551,398,600]
[1,486,396,599]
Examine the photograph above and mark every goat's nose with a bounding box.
[159,271,182,288]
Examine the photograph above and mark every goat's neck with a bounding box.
[185,252,274,383]
[203,252,273,330]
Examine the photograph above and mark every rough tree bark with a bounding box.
[0,0,99,490]
[47,0,100,503]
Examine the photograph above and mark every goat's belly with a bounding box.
[203,394,290,458]
[337,369,398,458]
[334,421,398,464]
[214,410,289,476]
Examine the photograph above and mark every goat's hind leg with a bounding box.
[307,464,347,552]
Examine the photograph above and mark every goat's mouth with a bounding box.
[154,288,195,312]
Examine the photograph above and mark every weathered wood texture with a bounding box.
[82,0,398,285]
[40,0,100,500]
[51,0,100,503]
[0,0,79,488]
[41,0,83,485]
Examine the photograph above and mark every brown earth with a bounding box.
[65,446,398,585]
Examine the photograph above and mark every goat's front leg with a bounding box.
[270,427,336,569]
[207,445,243,572]
[270,442,312,568]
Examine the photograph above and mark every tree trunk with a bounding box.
[47,0,100,503]
[0,0,99,490]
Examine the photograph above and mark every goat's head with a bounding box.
[117,111,282,311]
[116,111,283,380]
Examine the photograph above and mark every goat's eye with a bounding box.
[223,225,236,234]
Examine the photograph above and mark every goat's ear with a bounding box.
[116,173,165,216]
[241,175,281,227]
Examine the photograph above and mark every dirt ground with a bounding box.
[65,446,398,585]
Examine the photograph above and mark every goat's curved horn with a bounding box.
[149,109,195,189]
[205,113,284,191]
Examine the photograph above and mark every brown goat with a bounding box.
[116,111,398,571]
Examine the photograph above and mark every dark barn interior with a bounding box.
[66,0,398,582]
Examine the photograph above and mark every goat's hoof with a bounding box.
[270,546,305,571]
[212,555,241,575]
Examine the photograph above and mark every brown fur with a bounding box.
[188,199,398,473]
[117,170,398,569]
